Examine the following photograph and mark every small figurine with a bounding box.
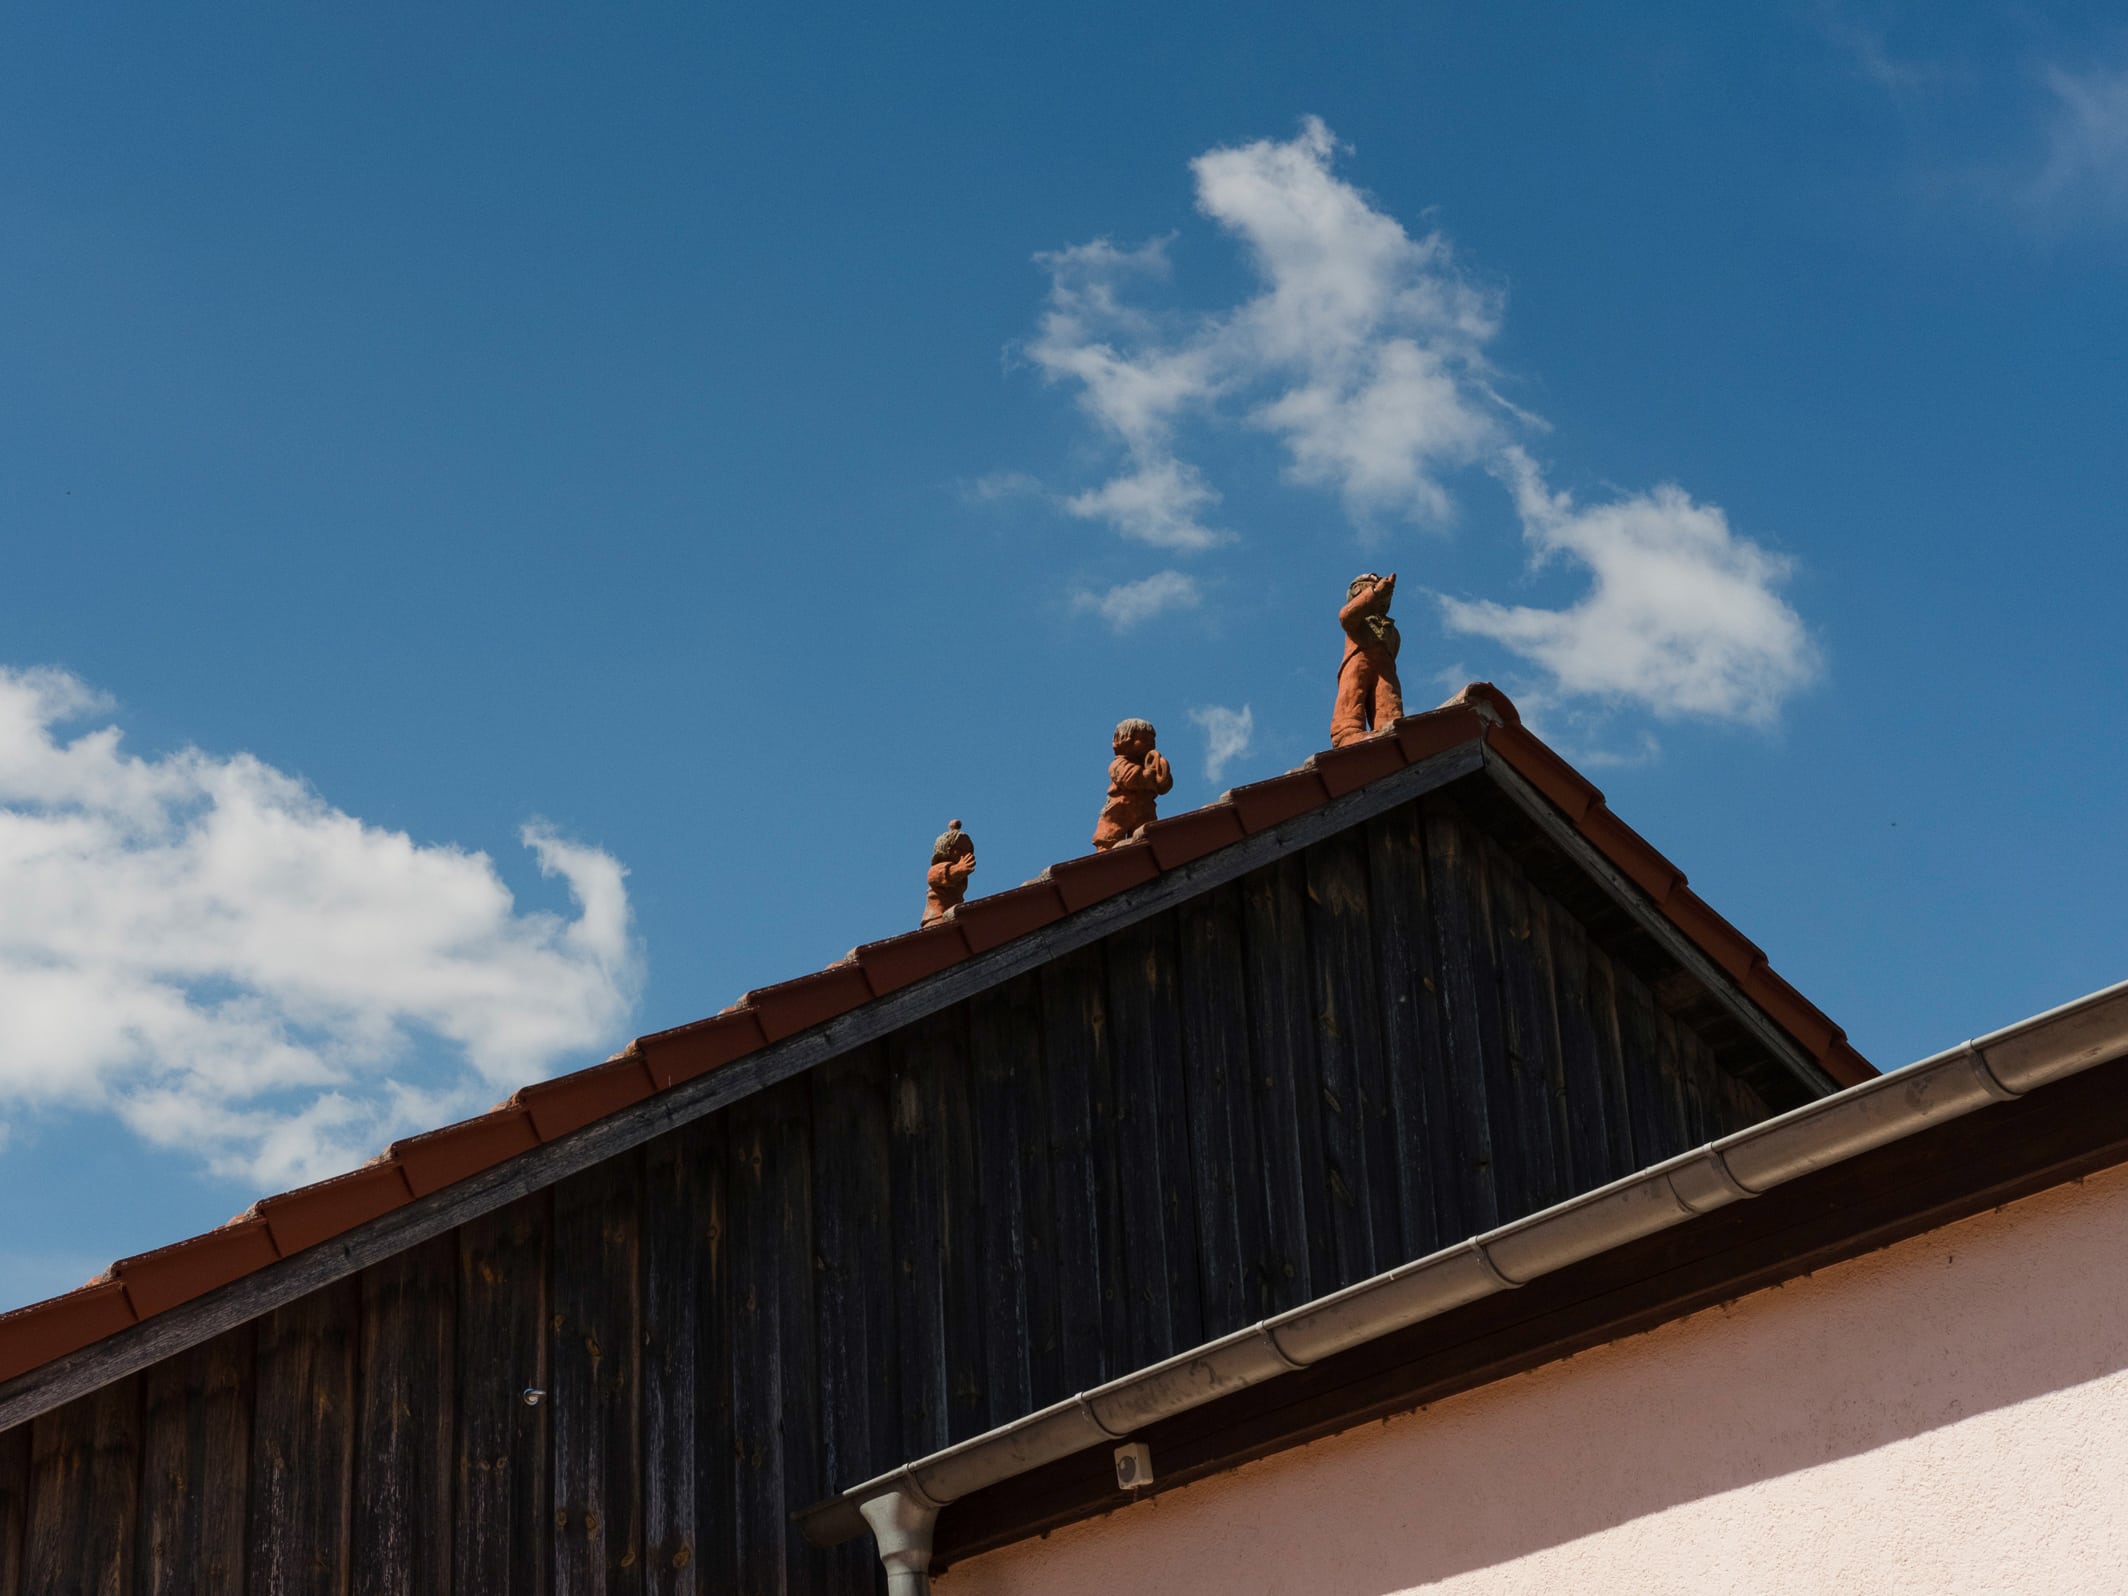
[1092,718,1175,850]
[922,819,977,926]
[1331,571,1404,746]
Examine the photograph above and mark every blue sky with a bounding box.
[3,3,2125,1308]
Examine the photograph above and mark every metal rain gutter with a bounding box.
[812,975,2128,1579]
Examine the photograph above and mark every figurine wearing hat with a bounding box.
[1332,571,1403,745]
[922,820,977,926]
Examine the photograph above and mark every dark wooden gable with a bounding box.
[0,763,1826,1595]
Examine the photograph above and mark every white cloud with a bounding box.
[2028,60,2128,219]
[1025,117,1819,729]
[0,668,639,1188]
[957,469,1044,504]
[1029,119,1502,551]
[1071,570,1202,630]
[1189,704,1255,784]
[1438,450,1820,725]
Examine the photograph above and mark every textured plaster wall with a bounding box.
[945,1160,2128,1596]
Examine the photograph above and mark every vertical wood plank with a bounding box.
[1012,973,1068,1415]
[885,1018,950,1461]
[1605,948,1677,1169]
[0,1420,25,1596]
[1304,830,1403,1280]
[728,1080,824,1595]
[773,1084,826,1595]
[642,1115,724,1594]
[928,1007,988,1445]
[1241,853,1336,1305]
[1036,943,1127,1391]
[455,1193,551,1596]
[351,1240,453,1596]
[551,1153,644,1596]
[1420,804,1503,1236]
[26,1377,141,1596]
[1485,852,1570,1217]
[810,1049,899,1593]
[1583,944,1642,1183]
[965,982,1034,1429]
[1105,914,1204,1367]
[1651,1004,1702,1157]
[0,1420,24,1596]
[248,1281,355,1596]
[140,1328,251,1596]
[1539,891,1621,1194]
[1364,805,1452,1265]
[1177,884,1262,1332]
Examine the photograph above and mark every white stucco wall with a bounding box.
[945,1159,2128,1595]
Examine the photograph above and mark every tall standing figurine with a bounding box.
[921,820,977,926]
[1332,571,1404,746]
[1091,718,1174,850]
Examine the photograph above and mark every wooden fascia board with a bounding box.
[0,740,1486,1435]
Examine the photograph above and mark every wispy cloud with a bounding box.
[1438,449,1819,726]
[1024,117,1819,730]
[1189,703,1255,784]
[2027,59,2128,220]
[0,668,639,1188]
[1071,570,1202,630]
[957,469,1044,504]
[1813,4,1951,98]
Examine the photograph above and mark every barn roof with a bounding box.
[0,684,1872,1402]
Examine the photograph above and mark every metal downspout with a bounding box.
[860,1479,942,1595]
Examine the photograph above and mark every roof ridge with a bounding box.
[0,686,1871,1390]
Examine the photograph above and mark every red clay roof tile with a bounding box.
[852,921,972,998]
[1487,721,1600,820]
[390,1106,540,1199]
[1223,768,1333,833]
[1660,888,1765,986]
[741,963,875,1043]
[1393,705,1486,765]
[1045,842,1160,911]
[0,1280,137,1384]
[1309,735,1406,797]
[1577,806,1683,903]
[515,1052,659,1141]
[954,880,1069,955]
[638,1007,768,1089]
[255,1162,416,1258]
[113,1216,280,1319]
[1140,805,1246,871]
[1743,967,1843,1060]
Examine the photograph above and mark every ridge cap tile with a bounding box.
[113,1214,280,1320]
[1139,804,1246,870]
[636,1006,770,1090]
[255,1161,416,1259]
[515,1052,660,1141]
[1046,842,1160,911]
[953,878,1068,955]
[389,1104,540,1198]
[0,1279,138,1385]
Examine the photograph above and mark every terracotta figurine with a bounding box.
[1092,718,1174,850]
[922,819,977,926]
[1331,571,1404,746]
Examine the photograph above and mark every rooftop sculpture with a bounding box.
[1092,718,1174,851]
[1332,571,1403,746]
[922,819,976,926]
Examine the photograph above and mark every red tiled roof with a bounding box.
[0,685,1873,1388]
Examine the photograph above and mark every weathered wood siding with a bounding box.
[0,793,1781,1593]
